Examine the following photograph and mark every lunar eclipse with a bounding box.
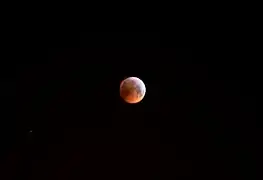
[120,77,146,104]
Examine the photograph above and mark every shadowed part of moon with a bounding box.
[120,77,146,104]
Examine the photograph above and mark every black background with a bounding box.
[2,32,257,179]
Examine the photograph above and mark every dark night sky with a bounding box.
[2,32,257,179]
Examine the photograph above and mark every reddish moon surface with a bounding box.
[120,77,146,104]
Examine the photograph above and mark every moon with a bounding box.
[120,77,146,104]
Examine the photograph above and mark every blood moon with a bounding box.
[120,77,146,104]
